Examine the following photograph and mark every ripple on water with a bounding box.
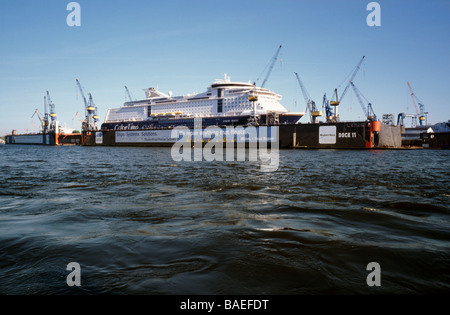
[0,146,449,294]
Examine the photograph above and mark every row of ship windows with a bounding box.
[151,107,251,114]
[152,97,275,107]
[121,103,271,115]
[145,100,276,114]
[225,104,252,109]
[153,110,212,114]
[154,102,250,111]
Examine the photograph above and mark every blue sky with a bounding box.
[1,0,449,135]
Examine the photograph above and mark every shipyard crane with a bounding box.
[88,93,100,124]
[255,45,282,88]
[322,94,334,122]
[72,112,83,123]
[407,82,427,126]
[248,46,281,125]
[31,108,44,123]
[125,86,136,102]
[42,96,50,134]
[31,108,45,132]
[294,72,322,123]
[397,112,417,128]
[46,91,58,131]
[350,81,376,121]
[76,79,88,109]
[75,78,89,130]
[76,79,98,131]
[330,56,365,121]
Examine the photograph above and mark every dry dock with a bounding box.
[81,121,403,149]
[5,132,82,146]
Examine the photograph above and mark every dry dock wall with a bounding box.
[289,122,401,149]
[289,123,368,149]
[378,124,402,148]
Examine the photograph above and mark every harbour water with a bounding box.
[0,145,449,295]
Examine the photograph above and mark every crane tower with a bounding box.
[407,82,427,126]
[76,79,99,131]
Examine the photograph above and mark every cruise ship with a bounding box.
[101,74,304,131]
[85,74,401,149]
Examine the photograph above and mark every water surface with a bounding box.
[0,145,449,294]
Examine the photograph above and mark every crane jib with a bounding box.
[339,56,365,102]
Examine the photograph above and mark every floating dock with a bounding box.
[5,132,59,145]
[5,131,82,146]
[81,120,403,149]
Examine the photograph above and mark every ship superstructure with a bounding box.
[102,75,304,130]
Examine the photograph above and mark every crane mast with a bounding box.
[76,79,98,131]
[294,72,322,123]
[322,94,334,122]
[89,93,100,124]
[46,91,58,131]
[407,82,426,126]
[43,96,50,134]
